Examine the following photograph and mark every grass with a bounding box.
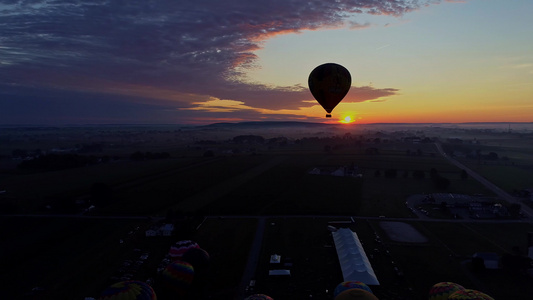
[96,155,271,215]
[3,134,533,299]
[460,163,533,192]
[0,157,205,211]
[0,216,142,299]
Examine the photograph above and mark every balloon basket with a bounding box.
[326,114,332,118]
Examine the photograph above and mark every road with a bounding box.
[434,142,533,219]
[234,217,266,300]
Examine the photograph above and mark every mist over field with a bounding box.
[1,122,533,299]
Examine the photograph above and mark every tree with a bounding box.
[434,176,451,190]
[429,168,439,179]
[203,150,215,157]
[508,203,521,217]
[12,149,27,158]
[413,170,425,179]
[365,147,379,155]
[487,152,499,160]
[130,151,145,161]
[384,169,397,178]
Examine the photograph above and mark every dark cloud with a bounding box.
[0,0,444,123]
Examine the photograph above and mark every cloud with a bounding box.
[348,21,373,30]
[0,0,448,123]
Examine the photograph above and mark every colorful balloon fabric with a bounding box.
[182,247,210,273]
[448,289,494,300]
[244,294,274,300]
[308,63,352,117]
[334,281,373,298]
[334,288,379,300]
[169,240,199,260]
[99,280,156,300]
[160,260,194,295]
[428,282,465,300]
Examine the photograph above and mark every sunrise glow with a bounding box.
[340,116,354,124]
[1,0,532,125]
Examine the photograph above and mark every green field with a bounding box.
[2,126,533,299]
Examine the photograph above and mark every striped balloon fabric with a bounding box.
[448,289,494,300]
[334,281,373,298]
[169,240,199,260]
[245,294,274,300]
[428,282,465,300]
[99,280,156,300]
[160,260,194,296]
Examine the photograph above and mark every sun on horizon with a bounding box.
[340,115,355,124]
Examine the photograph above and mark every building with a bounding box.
[332,228,379,285]
[145,223,175,237]
[473,252,500,269]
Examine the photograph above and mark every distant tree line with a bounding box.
[429,168,451,189]
[12,148,42,158]
[441,143,505,161]
[12,143,104,159]
[17,153,100,171]
[129,151,170,161]
[372,167,451,189]
[16,153,120,171]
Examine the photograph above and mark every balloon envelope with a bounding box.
[245,294,274,300]
[334,281,373,298]
[182,247,210,273]
[428,282,465,300]
[160,260,194,296]
[169,240,199,260]
[334,288,379,300]
[308,63,351,117]
[448,289,494,300]
[98,280,156,300]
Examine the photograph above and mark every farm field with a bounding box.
[1,124,533,299]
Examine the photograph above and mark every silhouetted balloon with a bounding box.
[308,63,351,118]
[448,289,494,300]
[428,282,465,300]
[98,280,156,300]
[182,247,210,274]
[334,281,373,298]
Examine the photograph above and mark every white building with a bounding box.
[332,228,379,285]
[145,223,175,237]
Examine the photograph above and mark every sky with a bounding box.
[0,0,532,125]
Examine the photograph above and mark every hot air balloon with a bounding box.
[308,63,351,118]
[158,260,194,297]
[448,289,494,300]
[428,282,465,300]
[334,288,379,300]
[169,240,199,261]
[98,280,156,300]
[182,247,210,274]
[244,294,274,300]
[334,281,373,298]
